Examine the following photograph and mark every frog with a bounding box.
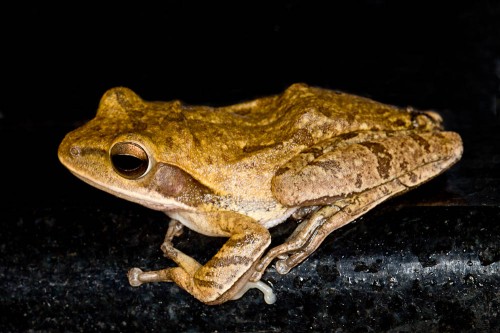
[58,83,463,305]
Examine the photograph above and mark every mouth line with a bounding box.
[65,167,192,212]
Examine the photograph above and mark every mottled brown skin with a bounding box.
[58,83,463,304]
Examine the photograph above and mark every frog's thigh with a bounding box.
[271,176,408,275]
[254,173,408,279]
[256,132,461,277]
[272,131,462,206]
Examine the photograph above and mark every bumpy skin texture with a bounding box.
[58,83,463,304]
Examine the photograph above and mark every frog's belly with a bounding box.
[259,207,298,229]
[167,211,227,237]
[166,207,298,237]
[216,196,298,229]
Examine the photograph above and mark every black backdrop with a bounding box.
[4,2,498,121]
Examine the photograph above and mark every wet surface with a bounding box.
[1,205,498,332]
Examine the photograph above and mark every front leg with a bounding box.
[127,212,275,305]
[164,219,184,244]
[160,219,184,258]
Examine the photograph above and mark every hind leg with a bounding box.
[252,131,462,281]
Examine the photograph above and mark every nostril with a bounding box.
[70,146,81,156]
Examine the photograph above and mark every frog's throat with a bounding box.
[68,170,193,212]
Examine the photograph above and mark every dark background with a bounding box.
[1,2,499,332]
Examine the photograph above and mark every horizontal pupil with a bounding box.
[110,142,149,179]
[112,154,146,172]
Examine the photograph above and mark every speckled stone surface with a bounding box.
[1,204,499,332]
[1,2,499,332]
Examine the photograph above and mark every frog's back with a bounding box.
[205,83,442,145]
[119,83,444,171]
[79,84,448,208]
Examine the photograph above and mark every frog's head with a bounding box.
[58,87,213,212]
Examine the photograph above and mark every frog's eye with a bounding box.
[110,142,149,179]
